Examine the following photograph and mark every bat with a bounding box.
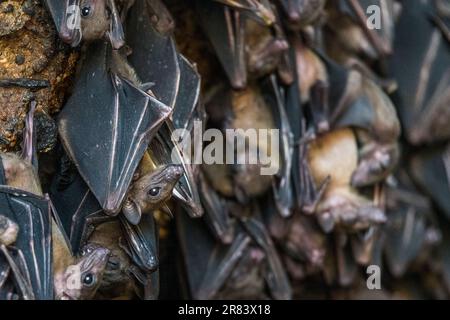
[196,0,247,89]
[410,146,450,221]
[177,203,292,299]
[126,0,203,218]
[383,175,432,277]
[0,162,53,300]
[389,0,450,145]
[57,40,172,217]
[278,0,326,29]
[263,75,295,218]
[212,0,276,25]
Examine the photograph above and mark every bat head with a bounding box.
[122,165,184,225]
[281,0,326,27]
[56,243,110,300]
[0,215,19,246]
[59,0,124,49]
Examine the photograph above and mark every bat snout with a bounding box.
[165,165,184,182]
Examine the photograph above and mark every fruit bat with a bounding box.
[57,40,172,217]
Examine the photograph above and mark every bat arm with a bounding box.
[0,245,35,300]
[20,100,38,169]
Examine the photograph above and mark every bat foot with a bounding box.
[351,143,399,187]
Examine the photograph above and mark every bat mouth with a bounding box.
[165,165,184,182]
[60,291,76,300]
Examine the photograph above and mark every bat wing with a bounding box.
[148,125,203,217]
[389,1,450,135]
[120,215,159,273]
[264,76,294,218]
[125,0,180,109]
[410,148,450,220]
[58,41,172,215]
[43,0,66,33]
[384,186,430,277]
[49,150,105,255]
[177,211,251,299]
[126,0,202,217]
[239,216,292,300]
[0,183,53,300]
[196,0,247,89]
[198,172,235,244]
[172,55,201,132]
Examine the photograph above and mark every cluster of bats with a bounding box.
[1,0,450,300]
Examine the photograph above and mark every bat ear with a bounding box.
[106,0,125,49]
[122,198,142,225]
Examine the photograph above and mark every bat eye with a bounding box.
[148,187,161,197]
[82,273,96,287]
[81,6,91,17]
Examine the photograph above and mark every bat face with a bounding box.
[122,165,183,225]
[47,0,124,48]
[55,243,110,300]
[79,0,110,42]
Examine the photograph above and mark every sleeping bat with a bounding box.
[307,128,386,233]
[293,38,401,188]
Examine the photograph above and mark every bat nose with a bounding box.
[166,165,184,181]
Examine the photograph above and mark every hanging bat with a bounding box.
[299,45,401,188]
[126,0,203,218]
[177,202,291,299]
[308,128,386,233]
[0,103,111,300]
[330,0,396,59]
[410,146,450,221]
[383,171,436,278]
[51,146,182,250]
[58,40,172,219]
[198,171,235,244]
[0,103,54,300]
[263,75,295,218]
[196,0,288,89]
[389,0,450,145]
